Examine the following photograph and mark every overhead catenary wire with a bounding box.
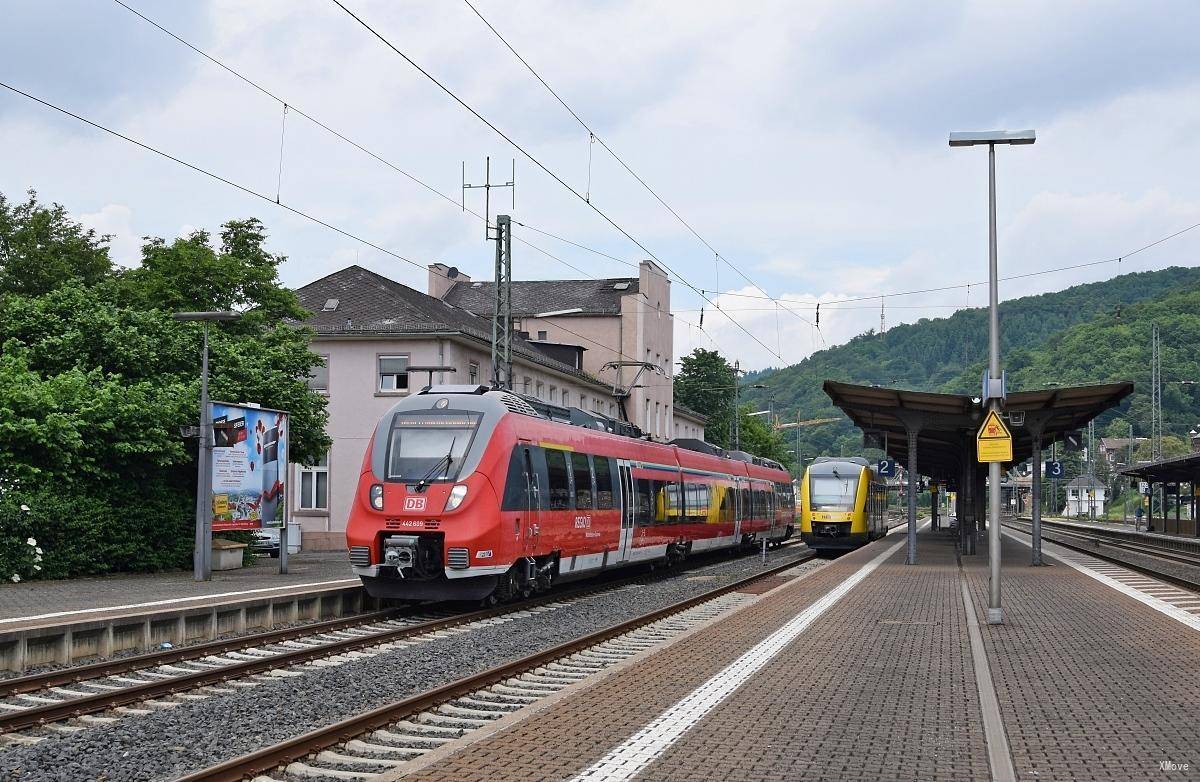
[460,0,818,334]
[331,0,782,361]
[693,222,1200,308]
[0,80,711,378]
[108,0,632,281]
[107,1,710,340]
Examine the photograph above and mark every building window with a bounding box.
[537,381,545,399]
[299,453,329,510]
[537,330,548,341]
[550,386,558,404]
[378,355,409,393]
[562,391,570,408]
[523,376,532,394]
[468,362,479,385]
[308,355,329,392]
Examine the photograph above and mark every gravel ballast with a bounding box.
[0,546,823,782]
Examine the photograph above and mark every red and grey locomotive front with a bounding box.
[346,387,516,601]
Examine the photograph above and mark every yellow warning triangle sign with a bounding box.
[978,410,1011,440]
[976,410,1012,462]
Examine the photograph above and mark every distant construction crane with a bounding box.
[775,415,841,478]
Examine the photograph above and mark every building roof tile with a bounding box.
[444,277,638,317]
[293,265,610,390]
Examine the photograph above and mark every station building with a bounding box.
[289,263,705,550]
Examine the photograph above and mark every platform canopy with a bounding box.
[823,380,1134,481]
[1118,452,1200,484]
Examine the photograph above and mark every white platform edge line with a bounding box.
[569,525,924,782]
[1001,530,1200,633]
[0,578,360,625]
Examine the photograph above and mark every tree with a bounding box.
[1134,435,1190,462]
[0,190,112,296]
[736,407,794,469]
[0,190,328,579]
[673,348,735,448]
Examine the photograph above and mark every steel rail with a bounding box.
[0,541,804,733]
[173,551,815,782]
[1003,520,1200,592]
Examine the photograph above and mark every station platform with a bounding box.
[388,525,1200,781]
[0,553,362,672]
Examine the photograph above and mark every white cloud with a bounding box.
[78,203,138,268]
[3,0,1200,373]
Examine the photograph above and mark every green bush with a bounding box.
[0,484,193,579]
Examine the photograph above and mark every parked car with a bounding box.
[251,527,280,558]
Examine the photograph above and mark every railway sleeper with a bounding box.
[436,702,507,720]
[370,728,453,748]
[315,749,407,768]
[343,739,428,759]
[417,712,491,729]
[470,689,538,705]
[377,723,460,741]
[284,761,374,780]
[450,696,522,713]
[489,683,548,699]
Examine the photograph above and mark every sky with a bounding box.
[3,0,1200,371]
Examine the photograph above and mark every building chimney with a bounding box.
[428,263,470,299]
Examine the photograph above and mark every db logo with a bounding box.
[403,497,427,511]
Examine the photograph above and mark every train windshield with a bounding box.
[809,471,859,511]
[386,411,482,482]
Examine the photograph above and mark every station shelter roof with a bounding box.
[1118,451,1200,484]
[822,380,1134,482]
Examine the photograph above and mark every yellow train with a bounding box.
[799,457,886,551]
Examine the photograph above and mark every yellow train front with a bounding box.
[799,457,886,552]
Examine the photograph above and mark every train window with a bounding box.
[594,457,615,510]
[738,487,750,521]
[662,477,684,523]
[570,453,593,509]
[545,449,572,510]
[684,483,709,521]
[500,446,531,511]
[718,485,735,523]
[385,411,481,482]
[634,478,656,526]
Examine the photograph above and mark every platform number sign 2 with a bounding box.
[877,458,897,477]
[1044,460,1065,479]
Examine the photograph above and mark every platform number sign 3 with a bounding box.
[877,458,897,477]
[1044,460,1064,479]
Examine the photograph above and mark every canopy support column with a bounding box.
[895,411,926,565]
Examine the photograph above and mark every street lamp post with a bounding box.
[175,311,242,582]
[950,129,1035,625]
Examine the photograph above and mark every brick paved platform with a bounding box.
[385,524,1200,781]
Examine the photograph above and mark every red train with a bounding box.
[346,385,795,602]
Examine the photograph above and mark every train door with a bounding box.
[732,478,743,540]
[517,443,542,553]
[616,461,635,562]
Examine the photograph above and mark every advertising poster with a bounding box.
[210,402,289,531]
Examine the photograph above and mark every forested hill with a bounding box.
[740,266,1200,459]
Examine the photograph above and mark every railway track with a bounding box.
[1003,518,1200,591]
[0,541,807,739]
[173,553,814,782]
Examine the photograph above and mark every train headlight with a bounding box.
[444,484,468,512]
[369,484,384,511]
